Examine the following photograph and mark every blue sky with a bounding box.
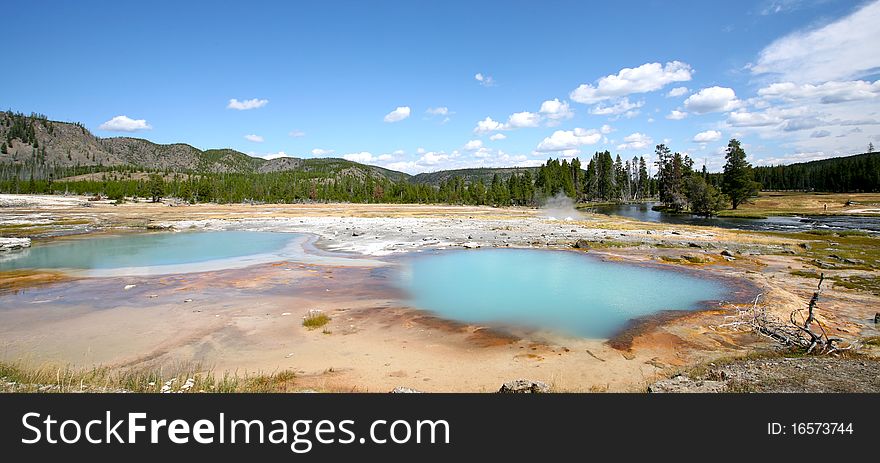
[2,0,879,173]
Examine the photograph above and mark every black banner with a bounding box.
[0,394,876,459]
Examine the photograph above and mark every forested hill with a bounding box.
[752,152,880,192]
[410,167,541,185]
[0,111,410,182]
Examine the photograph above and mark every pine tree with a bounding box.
[721,139,759,209]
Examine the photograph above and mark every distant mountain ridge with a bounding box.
[0,112,410,182]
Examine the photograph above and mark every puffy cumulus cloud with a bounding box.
[260,151,289,160]
[474,72,496,87]
[507,111,541,129]
[227,98,268,110]
[463,139,483,151]
[419,150,452,166]
[666,109,688,120]
[474,116,505,134]
[311,148,334,156]
[693,130,722,142]
[617,132,653,150]
[600,124,613,134]
[589,97,643,116]
[288,130,306,138]
[666,86,689,97]
[473,112,540,133]
[757,80,880,104]
[383,106,411,123]
[244,134,264,142]
[751,1,880,83]
[343,151,374,163]
[539,99,574,124]
[99,115,152,132]
[684,87,740,114]
[489,133,507,141]
[535,128,602,152]
[569,61,693,104]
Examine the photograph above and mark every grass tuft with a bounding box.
[303,312,331,329]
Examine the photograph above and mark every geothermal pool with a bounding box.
[397,248,730,338]
[0,231,381,276]
[1,232,731,338]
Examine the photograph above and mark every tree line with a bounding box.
[0,138,761,215]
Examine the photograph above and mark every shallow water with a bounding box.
[587,202,880,234]
[397,248,729,338]
[0,231,384,276]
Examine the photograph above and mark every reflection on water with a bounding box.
[398,248,730,338]
[587,202,880,234]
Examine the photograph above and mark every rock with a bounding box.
[720,249,734,257]
[843,258,865,265]
[688,242,702,248]
[798,242,811,250]
[123,284,137,290]
[461,242,480,249]
[0,237,31,252]
[497,379,550,393]
[647,375,726,393]
[813,259,837,269]
[874,313,879,324]
[390,387,423,393]
[573,239,591,249]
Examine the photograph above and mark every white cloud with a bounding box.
[600,124,613,134]
[383,106,411,123]
[244,134,264,143]
[590,97,644,116]
[227,98,268,110]
[727,110,780,127]
[539,99,574,124]
[473,112,540,133]
[419,151,451,165]
[489,133,507,141]
[811,129,832,138]
[426,107,449,116]
[474,72,496,87]
[666,109,688,120]
[569,61,693,104]
[666,86,689,97]
[757,80,880,104]
[288,130,306,137]
[693,130,722,142]
[684,86,740,114]
[261,151,289,160]
[617,132,653,150]
[474,117,505,134]
[536,128,602,152]
[343,151,374,163]
[463,139,483,151]
[99,115,152,132]
[751,1,880,83]
[507,111,541,128]
[311,148,334,156]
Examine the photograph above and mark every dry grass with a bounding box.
[303,312,331,329]
[0,361,300,393]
